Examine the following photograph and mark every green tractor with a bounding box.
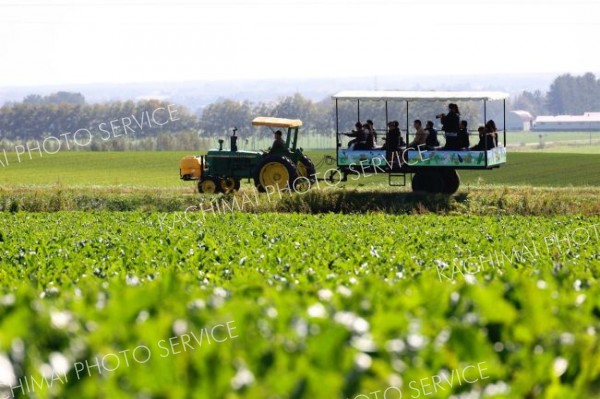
[179,117,315,193]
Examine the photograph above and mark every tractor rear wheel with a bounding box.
[411,171,444,194]
[441,169,460,194]
[254,155,298,193]
[297,155,317,183]
[220,177,241,193]
[198,176,221,194]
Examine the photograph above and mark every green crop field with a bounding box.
[1,149,600,399]
[1,212,599,398]
[3,0,600,397]
[2,150,600,188]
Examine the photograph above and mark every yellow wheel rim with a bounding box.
[260,162,289,190]
[297,161,308,177]
[220,178,236,193]
[201,180,217,193]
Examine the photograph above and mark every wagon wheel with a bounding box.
[441,169,460,194]
[411,171,444,194]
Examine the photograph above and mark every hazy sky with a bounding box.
[0,0,598,86]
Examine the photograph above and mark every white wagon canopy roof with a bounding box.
[332,90,510,101]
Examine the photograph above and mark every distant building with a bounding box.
[506,110,534,131]
[533,112,600,131]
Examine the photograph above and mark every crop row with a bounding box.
[0,212,598,398]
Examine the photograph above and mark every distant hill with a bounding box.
[0,73,561,112]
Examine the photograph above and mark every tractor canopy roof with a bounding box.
[252,117,303,128]
[332,90,510,101]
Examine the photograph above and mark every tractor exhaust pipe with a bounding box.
[231,127,238,152]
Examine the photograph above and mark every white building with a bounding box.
[533,112,600,131]
[507,110,534,131]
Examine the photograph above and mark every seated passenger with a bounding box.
[345,122,366,149]
[383,120,405,165]
[469,125,497,151]
[424,121,440,149]
[271,130,286,150]
[443,118,470,150]
[396,121,406,148]
[468,127,487,151]
[382,120,404,149]
[442,125,469,149]
[407,119,428,149]
[485,119,498,148]
[366,119,378,145]
[457,120,470,150]
[364,123,375,149]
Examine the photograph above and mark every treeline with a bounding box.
[3,71,598,149]
[0,96,199,141]
[200,94,331,137]
[512,72,600,116]
[200,93,483,139]
[0,92,484,146]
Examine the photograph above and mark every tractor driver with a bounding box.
[271,130,286,151]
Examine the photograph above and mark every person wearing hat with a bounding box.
[271,130,286,150]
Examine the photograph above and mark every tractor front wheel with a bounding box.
[198,176,221,194]
[220,177,241,193]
